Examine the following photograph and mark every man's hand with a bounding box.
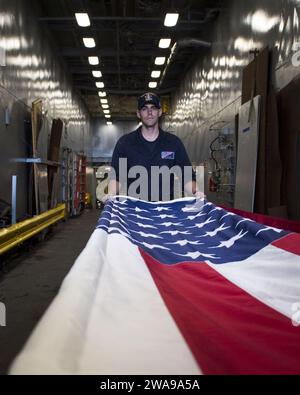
[194,191,206,200]
[184,181,206,200]
[101,194,113,205]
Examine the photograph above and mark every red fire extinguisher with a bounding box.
[209,175,217,192]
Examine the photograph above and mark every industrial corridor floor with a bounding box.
[0,209,100,374]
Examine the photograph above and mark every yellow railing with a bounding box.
[0,204,66,256]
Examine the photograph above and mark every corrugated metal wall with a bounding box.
[0,0,91,219]
[167,0,300,163]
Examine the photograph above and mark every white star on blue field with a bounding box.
[96,198,288,265]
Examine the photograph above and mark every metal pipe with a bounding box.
[0,204,66,256]
[176,38,212,48]
[116,21,121,89]
[159,38,211,87]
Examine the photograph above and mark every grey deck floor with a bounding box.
[0,209,100,374]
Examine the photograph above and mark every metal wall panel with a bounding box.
[234,96,261,212]
[0,0,91,220]
[167,0,300,165]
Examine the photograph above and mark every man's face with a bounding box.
[137,104,162,128]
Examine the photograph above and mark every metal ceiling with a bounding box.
[36,0,224,120]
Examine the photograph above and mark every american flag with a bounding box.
[10,197,300,374]
[97,198,289,265]
[95,197,300,374]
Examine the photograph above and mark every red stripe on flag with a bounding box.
[272,233,300,255]
[140,248,300,375]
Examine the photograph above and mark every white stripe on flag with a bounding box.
[78,230,201,374]
[207,243,300,319]
[10,230,201,375]
[10,230,107,374]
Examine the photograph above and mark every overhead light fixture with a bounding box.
[159,38,171,48]
[100,98,108,104]
[83,37,96,48]
[92,70,102,78]
[88,56,99,65]
[164,13,179,27]
[96,82,105,88]
[75,13,90,27]
[106,122,112,125]
[102,104,109,109]
[244,10,280,33]
[98,91,106,97]
[105,115,111,118]
[149,81,157,88]
[155,57,166,65]
[103,109,110,114]
[151,70,161,78]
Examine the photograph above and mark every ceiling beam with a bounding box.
[70,68,148,74]
[59,48,167,57]
[45,24,208,32]
[36,16,214,23]
[82,88,175,95]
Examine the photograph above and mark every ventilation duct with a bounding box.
[159,38,211,87]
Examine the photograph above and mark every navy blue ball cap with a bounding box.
[137,92,161,110]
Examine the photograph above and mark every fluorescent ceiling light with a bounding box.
[244,10,280,33]
[155,57,166,65]
[83,37,95,48]
[159,38,171,48]
[75,13,90,27]
[151,70,161,78]
[106,122,112,125]
[102,104,109,109]
[105,115,111,118]
[96,81,104,88]
[98,91,106,97]
[103,109,110,114]
[100,99,108,104]
[164,13,179,27]
[88,56,99,65]
[92,70,102,78]
[149,81,157,88]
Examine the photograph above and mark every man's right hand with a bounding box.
[194,191,206,200]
